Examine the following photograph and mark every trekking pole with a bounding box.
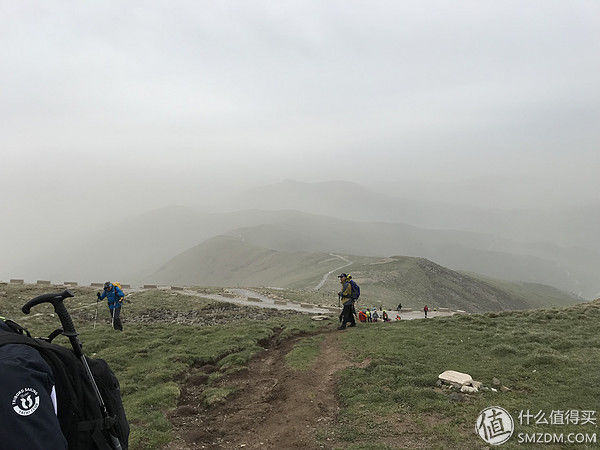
[93,298,99,329]
[22,290,123,450]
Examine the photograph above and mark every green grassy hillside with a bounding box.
[231,220,597,297]
[148,235,344,288]
[314,255,581,312]
[3,284,597,448]
[335,299,600,448]
[0,284,323,449]
[147,234,580,312]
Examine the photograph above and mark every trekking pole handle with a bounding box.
[22,290,76,334]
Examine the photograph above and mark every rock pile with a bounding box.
[437,370,510,400]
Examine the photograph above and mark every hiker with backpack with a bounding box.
[337,273,360,330]
[98,281,125,331]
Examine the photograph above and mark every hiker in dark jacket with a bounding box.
[0,320,68,449]
[97,282,125,331]
[337,273,356,330]
[424,305,429,318]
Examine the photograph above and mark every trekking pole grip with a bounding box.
[22,290,76,334]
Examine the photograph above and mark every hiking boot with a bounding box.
[337,326,346,330]
[349,323,356,327]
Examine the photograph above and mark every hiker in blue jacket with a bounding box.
[0,319,67,449]
[97,282,124,331]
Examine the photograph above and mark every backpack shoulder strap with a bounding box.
[0,332,40,347]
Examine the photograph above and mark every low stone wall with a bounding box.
[10,279,24,284]
[300,302,314,309]
[171,286,184,291]
[143,284,157,289]
[36,280,51,285]
[64,281,78,286]
[273,299,287,305]
[90,283,104,287]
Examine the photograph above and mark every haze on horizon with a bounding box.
[1,1,599,277]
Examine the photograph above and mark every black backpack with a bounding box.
[0,319,129,450]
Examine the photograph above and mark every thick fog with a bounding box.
[1,1,599,286]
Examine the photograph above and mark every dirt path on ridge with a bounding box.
[165,328,369,449]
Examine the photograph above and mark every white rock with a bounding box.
[461,385,478,394]
[438,370,473,387]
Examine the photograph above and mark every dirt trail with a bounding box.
[166,327,368,449]
[314,254,353,290]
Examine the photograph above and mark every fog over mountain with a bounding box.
[1,2,598,300]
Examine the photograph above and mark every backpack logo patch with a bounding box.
[12,388,40,416]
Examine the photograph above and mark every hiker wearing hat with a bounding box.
[337,273,356,330]
[97,282,125,331]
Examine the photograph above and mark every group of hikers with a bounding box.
[338,273,393,328]
[357,307,391,323]
[337,273,431,329]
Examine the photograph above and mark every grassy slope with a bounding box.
[0,284,325,449]
[462,271,581,309]
[232,220,589,296]
[148,235,342,288]
[258,255,580,312]
[334,300,600,448]
[147,234,579,312]
[4,284,596,448]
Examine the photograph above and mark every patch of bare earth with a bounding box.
[165,327,369,449]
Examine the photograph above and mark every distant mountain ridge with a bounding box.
[234,179,600,252]
[11,201,599,298]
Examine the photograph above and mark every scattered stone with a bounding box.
[492,377,501,386]
[311,315,330,321]
[470,380,482,389]
[501,386,511,392]
[439,370,473,387]
[480,386,490,392]
[448,392,468,402]
[435,379,443,387]
[460,385,478,394]
[491,388,498,392]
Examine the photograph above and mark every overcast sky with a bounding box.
[1,0,599,263]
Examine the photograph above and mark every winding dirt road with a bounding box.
[314,254,353,290]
